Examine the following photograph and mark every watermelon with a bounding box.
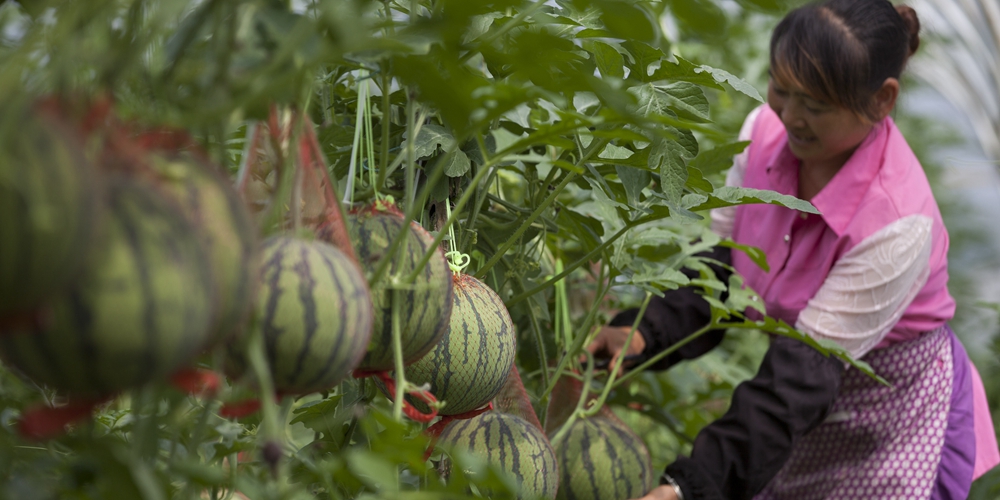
[551,415,655,500]
[247,236,373,394]
[0,107,101,317]
[0,176,215,396]
[438,411,559,500]
[151,154,257,347]
[398,273,516,415]
[348,206,453,371]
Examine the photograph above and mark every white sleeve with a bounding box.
[710,105,764,238]
[795,214,933,359]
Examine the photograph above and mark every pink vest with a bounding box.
[731,106,955,347]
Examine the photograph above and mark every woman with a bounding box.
[588,1,1000,498]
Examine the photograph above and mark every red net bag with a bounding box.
[492,364,544,432]
[235,107,355,260]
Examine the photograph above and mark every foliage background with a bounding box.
[0,0,998,499]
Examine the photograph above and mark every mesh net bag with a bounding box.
[491,364,544,432]
[235,108,355,259]
[544,373,641,433]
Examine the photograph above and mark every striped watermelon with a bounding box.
[438,411,559,500]
[348,205,453,371]
[247,236,373,394]
[397,273,516,415]
[0,176,215,396]
[551,415,655,500]
[0,107,100,317]
[151,154,257,347]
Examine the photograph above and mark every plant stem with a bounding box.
[245,323,282,443]
[473,171,575,280]
[233,122,259,189]
[404,157,495,282]
[538,263,609,408]
[548,351,595,447]
[458,135,497,251]
[611,322,716,389]
[405,90,416,209]
[368,141,461,288]
[505,224,627,307]
[535,158,562,206]
[291,163,303,233]
[581,292,651,417]
[555,259,571,347]
[505,209,675,306]
[130,387,158,460]
[376,69,392,191]
[510,277,549,392]
[539,323,595,404]
[474,137,610,280]
[343,71,368,205]
[391,288,406,421]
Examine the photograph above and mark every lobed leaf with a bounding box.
[686,186,819,214]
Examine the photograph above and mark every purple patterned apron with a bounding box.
[755,326,976,500]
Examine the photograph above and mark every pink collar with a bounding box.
[761,114,891,237]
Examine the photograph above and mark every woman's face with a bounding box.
[766,77,873,170]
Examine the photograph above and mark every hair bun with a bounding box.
[896,5,921,56]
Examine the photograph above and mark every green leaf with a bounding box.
[346,449,401,492]
[402,124,458,159]
[648,55,725,89]
[724,315,888,386]
[392,51,491,130]
[649,55,762,102]
[289,395,345,439]
[589,127,650,143]
[558,209,605,250]
[623,262,690,294]
[596,0,655,43]
[733,0,788,13]
[594,145,650,170]
[691,277,726,291]
[668,0,728,39]
[444,150,472,176]
[717,240,769,271]
[621,40,667,80]
[575,28,614,38]
[583,40,625,79]
[599,143,634,161]
[631,82,670,117]
[616,165,650,207]
[626,226,683,251]
[685,166,714,193]
[571,178,628,236]
[690,140,751,176]
[555,1,602,27]
[656,81,710,122]
[463,13,504,44]
[650,136,688,205]
[694,64,764,102]
[490,126,524,154]
[170,461,227,487]
[686,186,819,214]
[722,274,766,316]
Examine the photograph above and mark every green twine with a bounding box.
[444,201,470,275]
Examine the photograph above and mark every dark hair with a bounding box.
[770,0,921,121]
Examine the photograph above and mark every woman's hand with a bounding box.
[631,485,679,500]
[585,325,646,371]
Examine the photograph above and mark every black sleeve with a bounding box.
[608,246,732,370]
[663,335,846,500]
